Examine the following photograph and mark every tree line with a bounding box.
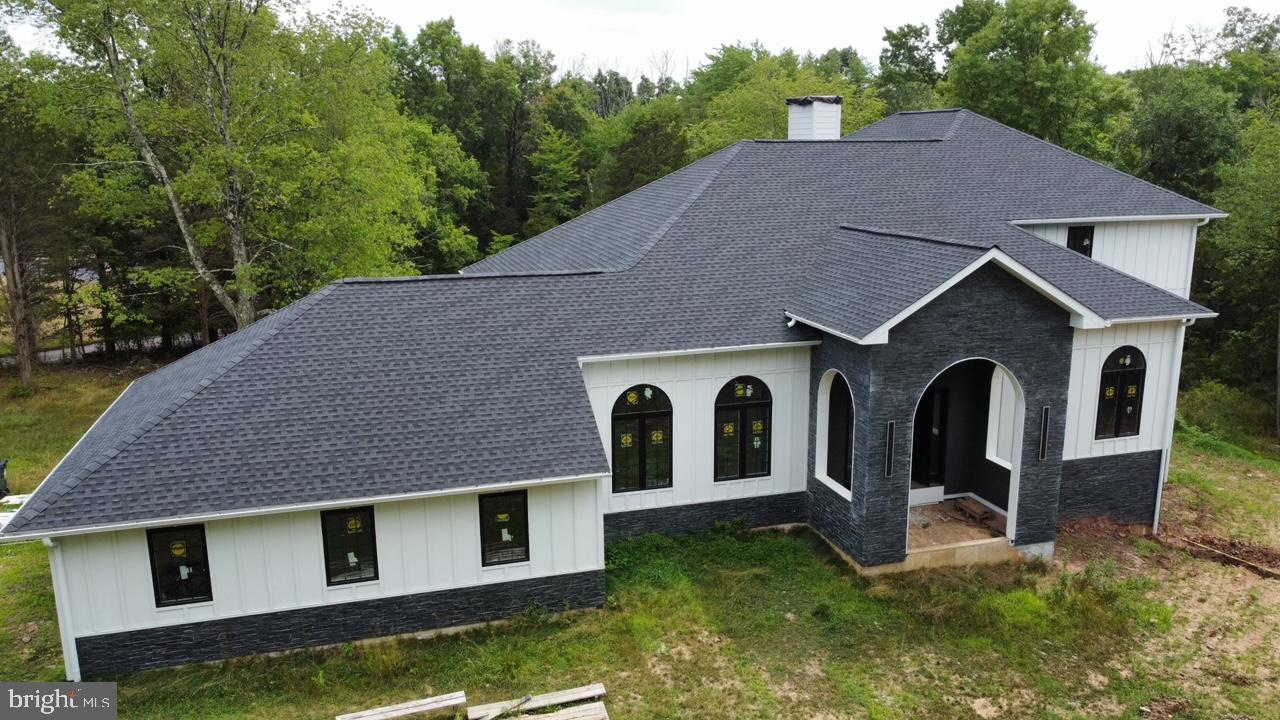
[0,0,1277,434]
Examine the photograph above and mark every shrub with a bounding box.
[1179,380,1274,444]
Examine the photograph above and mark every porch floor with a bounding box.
[907,502,1004,551]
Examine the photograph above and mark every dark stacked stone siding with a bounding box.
[805,339,872,564]
[1059,450,1162,524]
[603,492,806,541]
[76,570,605,678]
[864,265,1074,558]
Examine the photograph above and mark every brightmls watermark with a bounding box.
[2,682,116,718]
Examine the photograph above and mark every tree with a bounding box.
[805,47,873,88]
[936,0,1000,58]
[0,43,67,390]
[877,24,940,112]
[938,0,1129,154]
[687,56,887,157]
[601,96,690,199]
[524,126,582,236]
[591,69,633,117]
[34,1,448,328]
[1118,66,1240,202]
[1202,115,1280,434]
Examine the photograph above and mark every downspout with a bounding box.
[1152,318,1194,534]
[43,537,81,681]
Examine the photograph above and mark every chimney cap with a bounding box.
[785,95,843,106]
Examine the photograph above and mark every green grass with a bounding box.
[1167,423,1280,546]
[0,542,63,682]
[0,366,141,494]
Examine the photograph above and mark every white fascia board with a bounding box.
[577,339,821,366]
[781,312,869,345]
[1008,213,1227,225]
[0,472,610,543]
[1109,312,1218,325]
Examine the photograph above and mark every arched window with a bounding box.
[817,371,854,491]
[714,376,772,480]
[1095,347,1146,439]
[612,385,673,492]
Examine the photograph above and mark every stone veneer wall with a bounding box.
[603,492,806,541]
[77,570,605,678]
[1058,450,1162,524]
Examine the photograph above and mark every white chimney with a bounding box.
[786,95,843,140]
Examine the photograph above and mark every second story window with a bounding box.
[1067,225,1094,257]
[611,384,673,492]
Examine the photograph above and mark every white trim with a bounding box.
[0,472,609,543]
[904,358,1025,546]
[1109,312,1217,324]
[1152,322,1188,533]
[1009,214,1226,225]
[578,340,821,366]
[815,474,853,501]
[909,485,945,506]
[44,538,80,681]
[813,369,855,501]
[781,313,863,345]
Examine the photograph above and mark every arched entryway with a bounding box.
[908,358,1023,541]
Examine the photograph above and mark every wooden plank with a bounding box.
[336,691,467,720]
[467,684,606,720]
[512,701,608,720]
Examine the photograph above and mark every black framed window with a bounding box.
[825,372,854,490]
[714,376,772,480]
[321,506,379,586]
[1095,346,1146,439]
[147,524,212,607]
[479,490,530,566]
[611,384,673,492]
[1067,225,1094,257]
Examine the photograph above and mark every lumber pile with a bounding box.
[467,683,608,720]
[336,691,467,720]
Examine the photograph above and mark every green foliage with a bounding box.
[1117,66,1240,201]
[1179,380,1275,444]
[687,57,887,157]
[524,127,583,236]
[939,0,1130,154]
[877,24,941,113]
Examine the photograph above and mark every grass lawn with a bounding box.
[0,368,1277,718]
[1,365,145,494]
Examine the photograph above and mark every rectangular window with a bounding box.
[742,406,771,477]
[480,490,530,566]
[321,506,379,586]
[1038,406,1051,461]
[714,407,740,480]
[612,416,642,491]
[884,421,896,478]
[147,524,213,607]
[1067,225,1094,257]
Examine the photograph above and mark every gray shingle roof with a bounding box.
[2,109,1221,537]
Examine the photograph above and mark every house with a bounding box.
[0,98,1222,681]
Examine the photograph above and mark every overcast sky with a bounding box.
[5,0,1268,75]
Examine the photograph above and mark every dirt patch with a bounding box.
[1139,697,1191,719]
[1165,534,1280,578]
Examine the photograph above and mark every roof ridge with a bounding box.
[1,283,340,535]
[838,224,990,249]
[614,141,746,272]
[345,268,603,283]
[962,112,1222,215]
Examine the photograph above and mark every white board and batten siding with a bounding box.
[1023,220,1199,298]
[1062,322,1181,460]
[580,346,811,514]
[52,480,602,639]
